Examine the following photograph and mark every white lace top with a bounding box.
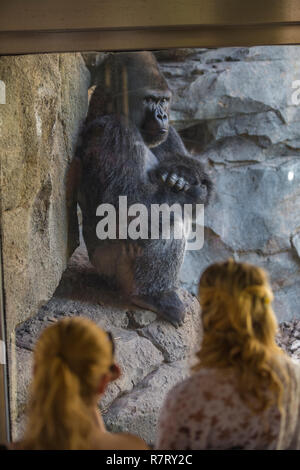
[156,356,300,450]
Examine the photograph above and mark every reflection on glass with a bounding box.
[1,46,300,445]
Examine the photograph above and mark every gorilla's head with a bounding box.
[136,86,172,148]
[88,51,172,148]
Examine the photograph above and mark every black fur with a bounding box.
[75,52,213,327]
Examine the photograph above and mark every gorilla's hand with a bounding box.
[159,169,191,193]
[156,163,202,190]
[154,164,211,204]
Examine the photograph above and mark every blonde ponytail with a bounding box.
[21,317,113,450]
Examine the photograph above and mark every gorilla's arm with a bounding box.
[78,115,211,214]
[151,126,213,205]
[77,115,169,208]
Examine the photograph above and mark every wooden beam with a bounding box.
[1,0,300,32]
[1,24,300,56]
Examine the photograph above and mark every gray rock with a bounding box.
[127,310,157,328]
[204,158,300,253]
[104,362,189,446]
[193,47,250,64]
[269,282,300,323]
[237,250,300,288]
[290,340,300,352]
[180,227,236,295]
[203,136,266,164]
[207,110,300,145]
[291,232,300,258]
[245,46,300,62]
[140,291,202,363]
[171,60,300,123]
[101,328,164,410]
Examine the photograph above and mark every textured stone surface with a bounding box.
[155,46,300,322]
[0,53,90,338]
[104,361,188,445]
[278,320,300,362]
[291,232,300,258]
[13,245,202,442]
[100,328,164,410]
[140,291,201,363]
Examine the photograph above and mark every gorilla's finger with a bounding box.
[166,173,178,187]
[160,171,168,183]
[174,177,185,191]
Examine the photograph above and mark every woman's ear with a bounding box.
[110,363,121,381]
[97,375,111,395]
[97,364,122,395]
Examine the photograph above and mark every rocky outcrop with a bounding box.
[14,245,202,444]
[155,46,300,322]
[0,53,90,338]
[277,319,300,362]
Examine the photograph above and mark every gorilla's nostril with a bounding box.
[156,109,168,122]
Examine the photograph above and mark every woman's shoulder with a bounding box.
[164,368,231,404]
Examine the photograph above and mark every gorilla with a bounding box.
[73,51,213,327]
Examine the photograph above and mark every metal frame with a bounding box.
[1,0,300,444]
[0,235,10,443]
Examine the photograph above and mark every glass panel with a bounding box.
[1,46,300,446]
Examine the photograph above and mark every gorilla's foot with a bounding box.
[131,290,186,327]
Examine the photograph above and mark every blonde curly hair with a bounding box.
[21,316,113,450]
[194,259,289,414]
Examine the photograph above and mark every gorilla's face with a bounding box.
[130,88,172,148]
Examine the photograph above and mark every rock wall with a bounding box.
[155,47,300,322]
[0,53,90,338]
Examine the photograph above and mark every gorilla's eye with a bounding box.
[145,96,152,103]
[160,98,169,105]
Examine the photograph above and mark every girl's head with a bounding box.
[195,259,286,413]
[23,316,119,449]
[199,258,277,347]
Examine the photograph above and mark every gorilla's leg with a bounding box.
[91,238,186,327]
[91,241,138,294]
[131,291,186,328]
[130,238,187,327]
